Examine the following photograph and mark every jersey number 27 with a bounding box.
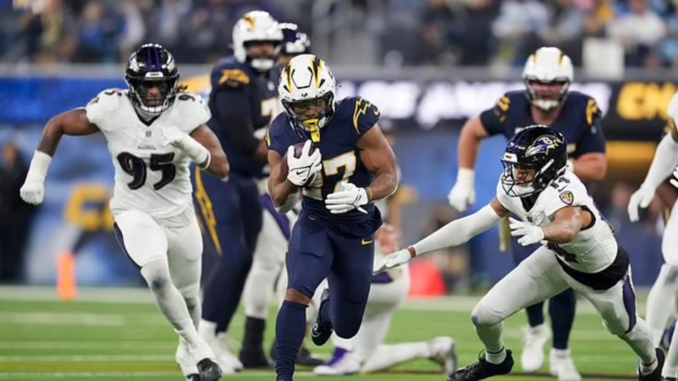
[117,152,176,191]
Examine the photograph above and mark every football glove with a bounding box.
[325,181,369,214]
[286,140,322,187]
[448,168,475,212]
[373,249,412,274]
[160,126,210,166]
[509,217,545,246]
[627,185,655,222]
[20,151,52,205]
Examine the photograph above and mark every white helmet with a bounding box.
[279,54,337,134]
[232,11,283,71]
[522,47,574,111]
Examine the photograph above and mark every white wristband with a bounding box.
[26,151,53,183]
[456,167,475,187]
[178,136,210,165]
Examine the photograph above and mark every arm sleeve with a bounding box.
[478,95,510,136]
[211,89,260,157]
[412,204,502,255]
[575,98,606,155]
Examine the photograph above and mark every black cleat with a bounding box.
[297,345,325,366]
[661,378,676,381]
[447,350,514,381]
[239,346,273,369]
[197,358,222,381]
[311,288,333,346]
[639,348,665,381]
[186,375,200,381]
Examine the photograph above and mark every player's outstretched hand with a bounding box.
[627,186,655,222]
[373,249,412,274]
[20,181,45,205]
[287,140,322,187]
[448,169,475,212]
[509,217,545,246]
[325,181,369,214]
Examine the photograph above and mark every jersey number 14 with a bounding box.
[117,152,176,191]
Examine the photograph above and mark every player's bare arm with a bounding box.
[190,124,230,178]
[458,116,490,170]
[358,124,398,201]
[541,207,588,244]
[37,108,100,155]
[267,150,299,208]
[571,153,606,182]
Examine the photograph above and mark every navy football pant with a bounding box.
[275,211,374,380]
[512,238,575,350]
[194,170,263,333]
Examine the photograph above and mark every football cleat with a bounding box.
[311,289,334,346]
[447,350,514,381]
[313,347,360,376]
[197,358,222,381]
[520,324,550,372]
[428,337,458,374]
[638,348,664,381]
[549,349,581,381]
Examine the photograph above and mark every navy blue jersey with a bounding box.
[479,90,606,158]
[267,96,382,236]
[207,57,279,177]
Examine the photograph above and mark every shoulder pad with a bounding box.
[266,113,292,155]
[490,91,524,122]
[569,91,601,127]
[212,60,252,89]
[340,96,380,135]
[541,173,587,217]
[170,92,211,132]
[85,88,126,124]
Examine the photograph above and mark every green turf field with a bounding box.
[0,287,644,381]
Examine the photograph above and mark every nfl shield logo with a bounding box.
[145,130,152,138]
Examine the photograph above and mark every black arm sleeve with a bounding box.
[212,89,260,157]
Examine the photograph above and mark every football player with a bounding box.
[627,92,678,380]
[266,54,399,381]
[239,21,324,367]
[19,43,228,381]
[447,47,607,380]
[194,10,282,372]
[378,125,663,381]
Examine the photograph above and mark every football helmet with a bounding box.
[279,54,336,136]
[522,47,574,111]
[232,11,283,71]
[125,43,180,117]
[280,23,311,56]
[501,125,568,198]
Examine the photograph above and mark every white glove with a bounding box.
[509,217,545,246]
[325,181,369,214]
[627,185,655,222]
[160,126,210,165]
[448,168,475,212]
[671,167,678,190]
[373,249,412,274]
[286,140,322,187]
[20,151,52,205]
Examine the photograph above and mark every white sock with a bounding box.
[243,260,279,319]
[619,318,657,369]
[141,261,205,353]
[485,347,507,365]
[646,264,678,345]
[361,342,429,373]
[663,319,678,377]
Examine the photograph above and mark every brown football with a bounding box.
[280,142,318,184]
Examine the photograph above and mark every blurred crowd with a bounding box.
[3,0,678,68]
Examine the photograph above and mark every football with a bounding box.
[280,142,318,185]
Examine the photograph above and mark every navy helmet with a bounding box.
[279,23,311,56]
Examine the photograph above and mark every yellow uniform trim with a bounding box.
[194,169,222,255]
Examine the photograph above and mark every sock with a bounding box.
[663,319,678,377]
[183,290,201,329]
[647,264,678,345]
[275,301,307,380]
[485,347,507,365]
[525,302,545,327]
[241,316,266,352]
[141,262,204,352]
[620,318,657,369]
[361,342,429,373]
[475,321,505,356]
[549,289,576,350]
[201,247,253,333]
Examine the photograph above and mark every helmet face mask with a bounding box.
[524,78,570,111]
[281,92,334,131]
[522,47,574,111]
[500,126,568,198]
[125,43,179,117]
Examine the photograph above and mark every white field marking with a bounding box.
[0,341,174,350]
[0,372,319,379]
[0,354,173,362]
[0,313,165,326]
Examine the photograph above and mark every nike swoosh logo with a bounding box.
[361,239,373,245]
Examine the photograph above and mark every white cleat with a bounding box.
[313,348,361,376]
[197,323,238,374]
[427,336,458,374]
[520,324,551,372]
[549,349,581,381]
[175,339,200,379]
[214,333,243,371]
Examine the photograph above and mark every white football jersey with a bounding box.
[496,170,617,273]
[85,89,211,220]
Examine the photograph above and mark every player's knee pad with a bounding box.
[177,283,201,309]
[471,301,504,327]
[140,259,172,292]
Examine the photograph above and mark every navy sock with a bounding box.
[275,301,307,380]
[526,302,545,327]
[549,289,576,350]
[201,253,253,332]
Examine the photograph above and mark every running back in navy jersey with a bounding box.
[480,90,606,159]
[267,96,382,237]
[208,57,279,178]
